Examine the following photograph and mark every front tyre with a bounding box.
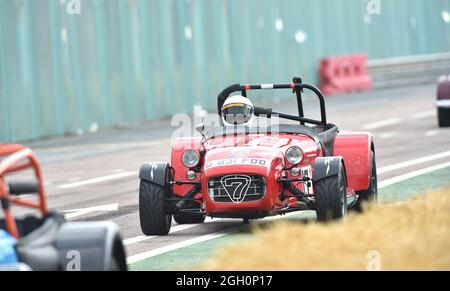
[314,163,348,222]
[139,180,172,235]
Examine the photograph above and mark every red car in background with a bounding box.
[437,75,450,127]
[138,77,378,235]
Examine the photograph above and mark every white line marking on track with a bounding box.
[127,229,233,265]
[378,150,450,174]
[376,132,397,139]
[362,118,402,130]
[425,129,440,137]
[58,171,136,189]
[124,217,220,246]
[63,203,119,219]
[410,110,435,120]
[124,224,199,246]
[379,161,450,189]
[126,213,300,264]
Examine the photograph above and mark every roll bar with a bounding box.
[0,144,48,239]
[217,77,327,126]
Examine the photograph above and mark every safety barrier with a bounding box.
[368,52,450,90]
[319,54,372,96]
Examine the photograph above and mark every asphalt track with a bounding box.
[13,83,450,270]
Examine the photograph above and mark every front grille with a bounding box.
[208,174,266,203]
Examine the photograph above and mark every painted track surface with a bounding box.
[16,84,450,269]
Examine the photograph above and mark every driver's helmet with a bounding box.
[221,95,254,126]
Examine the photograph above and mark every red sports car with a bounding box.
[437,75,450,127]
[138,77,377,235]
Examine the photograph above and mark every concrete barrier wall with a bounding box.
[368,52,450,89]
[1,0,449,141]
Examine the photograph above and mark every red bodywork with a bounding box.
[0,144,48,238]
[437,78,450,101]
[171,131,373,218]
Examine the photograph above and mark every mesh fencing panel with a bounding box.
[1,0,449,141]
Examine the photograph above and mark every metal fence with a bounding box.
[1,0,450,142]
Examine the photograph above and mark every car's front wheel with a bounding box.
[438,107,450,127]
[314,163,348,222]
[139,180,172,235]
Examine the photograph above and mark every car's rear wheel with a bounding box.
[139,180,172,235]
[174,203,206,224]
[438,107,450,127]
[353,150,377,212]
[314,163,347,222]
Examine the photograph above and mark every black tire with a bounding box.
[108,258,120,271]
[109,236,127,271]
[438,107,450,127]
[353,150,377,212]
[139,180,172,235]
[315,162,347,222]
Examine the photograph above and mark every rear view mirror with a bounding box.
[195,123,205,134]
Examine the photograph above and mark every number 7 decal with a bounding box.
[220,174,252,203]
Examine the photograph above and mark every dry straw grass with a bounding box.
[203,188,450,270]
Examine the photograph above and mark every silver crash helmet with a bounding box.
[221,95,254,126]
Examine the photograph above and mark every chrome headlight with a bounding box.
[285,146,303,165]
[181,150,200,168]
